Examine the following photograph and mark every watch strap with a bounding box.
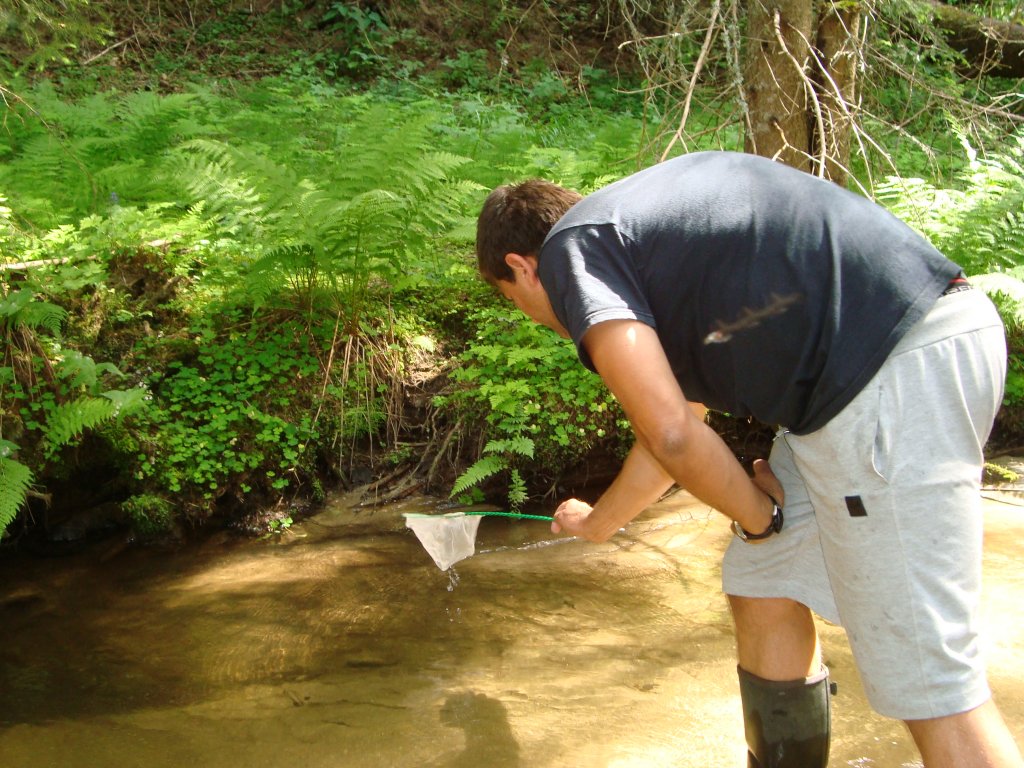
[732,496,784,542]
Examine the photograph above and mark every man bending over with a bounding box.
[474,151,1023,767]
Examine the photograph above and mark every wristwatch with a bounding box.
[732,495,784,542]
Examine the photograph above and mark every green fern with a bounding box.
[0,289,67,335]
[42,390,146,458]
[450,455,507,497]
[56,349,122,389]
[876,130,1024,274]
[0,453,33,537]
[43,396,118,456]
[450,434,537,505]
[507,468,528,508]
[168,104,480,326]
[0,86,213,225]
[3,0,111,71]
[483,437,536,460]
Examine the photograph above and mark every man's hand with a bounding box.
[551,498,613,542]
[751,458,785,509]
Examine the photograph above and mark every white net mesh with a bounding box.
[403,513,483,571]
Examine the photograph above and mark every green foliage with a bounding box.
[441,304,628,507]
[171,104,481,325]
[0,0,111,71]
[133,316,322,512]
[0,287,66,333]
[0,447,33,534]
[876,130,1024,274]
[318,2,390,76]
[0,84,212,226]
[44,394,122,457]
[264,514,293,536]
[0,276,147,539]
[121,493,173,537]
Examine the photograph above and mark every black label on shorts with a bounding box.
[845,495,868,517]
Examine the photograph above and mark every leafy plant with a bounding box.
[0,441,33,535]
[0,0,111,71]
[0,281,147,539]
[169,100,481,326]
[132,315,322,512]
[441,304,627,508]
[318,2,390,76]
[121,492,173,537]
[876,130,1024,274]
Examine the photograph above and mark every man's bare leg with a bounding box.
[729,595,819,679]
[905,700,1024,768]
[729,595,830,767]
[729,596,1024,767]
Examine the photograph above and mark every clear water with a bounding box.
[1,489,1021,767]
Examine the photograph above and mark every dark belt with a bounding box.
[942,274,972,296]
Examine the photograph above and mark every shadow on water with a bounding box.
[0,487,1021,767]
[435,691,520,768]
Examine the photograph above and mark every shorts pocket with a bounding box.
[870,382,892,482]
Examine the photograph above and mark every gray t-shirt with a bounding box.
[538,151,960,434]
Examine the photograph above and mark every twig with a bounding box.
[308,310,343,437]
[772,9,828,177]
[660,0,721,162]
[82,35,137,65]
[426,419,462,489]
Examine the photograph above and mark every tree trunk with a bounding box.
[742,1,865,184]
[743,0,815,172]
[813,3,862,186]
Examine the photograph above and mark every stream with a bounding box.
[1,486,1022,767]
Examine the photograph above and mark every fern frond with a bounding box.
[102,387,149,417]
[43,396,118,456]
[450,455,506,497]
[483,436,536,459]
[0,453,33,535]
[0,289,66,335]
[56,349,115,389]
[507,468,528,509]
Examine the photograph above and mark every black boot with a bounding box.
[738,665,833,768]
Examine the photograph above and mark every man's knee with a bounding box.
[729,595,813,631]
[728,595,819,680]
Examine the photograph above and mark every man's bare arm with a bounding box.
[551,439,674,541]
[557,319,776,540]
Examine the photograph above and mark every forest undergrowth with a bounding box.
[2,0,1024,547]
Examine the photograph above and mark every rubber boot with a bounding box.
[738,665,833,768]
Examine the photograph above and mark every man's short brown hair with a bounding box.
[475,179,582,283]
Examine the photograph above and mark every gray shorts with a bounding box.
[722,287,1007,720]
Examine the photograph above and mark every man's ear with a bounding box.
[504,253,538,281]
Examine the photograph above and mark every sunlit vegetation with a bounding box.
[1,0,1023,540]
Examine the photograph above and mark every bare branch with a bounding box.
[659,0,721,162]
[772,9,828,177]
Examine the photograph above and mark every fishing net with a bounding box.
[403,513,483,571]
[403,511,554,570]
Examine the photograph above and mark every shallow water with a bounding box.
[0,487,1021,767]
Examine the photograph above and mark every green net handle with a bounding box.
[464,510,553,521]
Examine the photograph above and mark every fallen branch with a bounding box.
[1,257,71,271]
[82,35,137,66]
